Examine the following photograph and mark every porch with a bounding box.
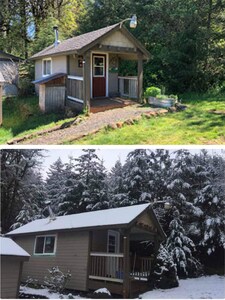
[66,74,139,113]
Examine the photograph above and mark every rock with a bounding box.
[168,107,177,113]
[124,119,134,125]
[116,121,124,128]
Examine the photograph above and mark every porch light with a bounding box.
[120,15,137,29]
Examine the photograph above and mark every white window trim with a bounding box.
[33,234,57,256]
[91,52,109,98]
[107,230,120,253]
[42,58,52,77]
[93,55,105,78]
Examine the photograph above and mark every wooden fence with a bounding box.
[118,76,138,99]
[67,76,84,104]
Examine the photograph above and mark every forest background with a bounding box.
[1,148,225,281]
[0,0,224,94]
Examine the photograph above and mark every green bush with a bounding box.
[144,86,161,98]
[168,94,178,100]
[156,94,168,100]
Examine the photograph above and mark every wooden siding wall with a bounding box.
[101,31,134,48]
[68,55,83,77]
[1,256,22,298]
[67,77,83,101]
[91,230,123,253]
[39,86,65,113]
[137,212,155,228]
[13,231,90,291]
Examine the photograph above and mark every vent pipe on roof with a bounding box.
[53,25,60,47]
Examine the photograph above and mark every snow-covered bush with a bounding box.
[166,210,202,278]
[44,266,71,293]
[25,276,39,288]
[151,244,179,289]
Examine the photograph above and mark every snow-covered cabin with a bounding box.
[6,204,166,298]
[0,236,30,298]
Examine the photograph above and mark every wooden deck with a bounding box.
[90,97,136,113]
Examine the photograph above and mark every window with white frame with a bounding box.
[43,59,52,76]
[34,235,56,254]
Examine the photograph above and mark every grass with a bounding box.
[72,93,225,145]
[0,96,76,144]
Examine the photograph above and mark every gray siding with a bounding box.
[14,230,90,291]
[68,55,83,77]
[1,256,22,298]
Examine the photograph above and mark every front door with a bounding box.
[92,54,106,98]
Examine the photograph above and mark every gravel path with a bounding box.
[20,105,166,145]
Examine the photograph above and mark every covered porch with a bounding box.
[87,224,160,298]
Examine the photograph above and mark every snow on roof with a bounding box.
[7,203,150,236]
[0,236,30,257]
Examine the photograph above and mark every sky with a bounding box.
[36,146,224,178]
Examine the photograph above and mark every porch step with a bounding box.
[90,97,136,113]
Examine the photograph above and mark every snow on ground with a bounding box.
[20,286,85,299]
[140,275,225,299]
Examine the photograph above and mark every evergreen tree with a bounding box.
[107,159,128,208]
[151,244,179,289]
[74,149,108,212]
[46,158,66,214]
[166,210,202,278]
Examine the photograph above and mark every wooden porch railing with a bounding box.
[89,253,152,283]
[89,252,124,283]
[67,75,84,104]
[118,76,138,99]
[130,256,152,281]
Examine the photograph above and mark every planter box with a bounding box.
[148,97,176,108]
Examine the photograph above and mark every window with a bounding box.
[107,230,120,253]
[93,56,105,77]
[43,59,52,76]
[34,235,56,255]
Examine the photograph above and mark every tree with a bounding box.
[73,149,108,212]
[0,149,43,232]
[151,244,179,289]
[46,157,66,214]
[11,170,46,229]
[166,210,202,278]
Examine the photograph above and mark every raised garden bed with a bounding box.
[148,97,176,108]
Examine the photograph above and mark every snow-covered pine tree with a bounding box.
[46,158,66,214]
[192,150,225,256]
[11,170,46,229]
[123,149,151,205]
[107,159,129,208]
[74,149,109,212]
[151,244,179,289]
[166,209,202,278]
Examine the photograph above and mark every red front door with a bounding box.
[92,54,106,98]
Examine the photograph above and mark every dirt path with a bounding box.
[20,105,167,145]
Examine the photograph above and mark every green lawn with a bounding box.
[74,94,225,145]
[0,96,75,144]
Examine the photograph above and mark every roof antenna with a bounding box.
[45,201,56,221]
[53,25,60,47]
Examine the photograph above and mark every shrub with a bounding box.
[156,94,168,100]
[144,86,161,98]
[44,266,71,293]
[168,94,178,100]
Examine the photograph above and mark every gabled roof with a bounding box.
[0,236,30,257]
[0,50,22,61]
[6,203,162,236]
[30,23,150,60]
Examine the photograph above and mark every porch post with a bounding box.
[137,51,143,102]
[83,51,91,113]
[123,230,130,298]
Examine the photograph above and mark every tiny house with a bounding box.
[0,236,30,298]
[6,204,165,298]
[31,23,150,113]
